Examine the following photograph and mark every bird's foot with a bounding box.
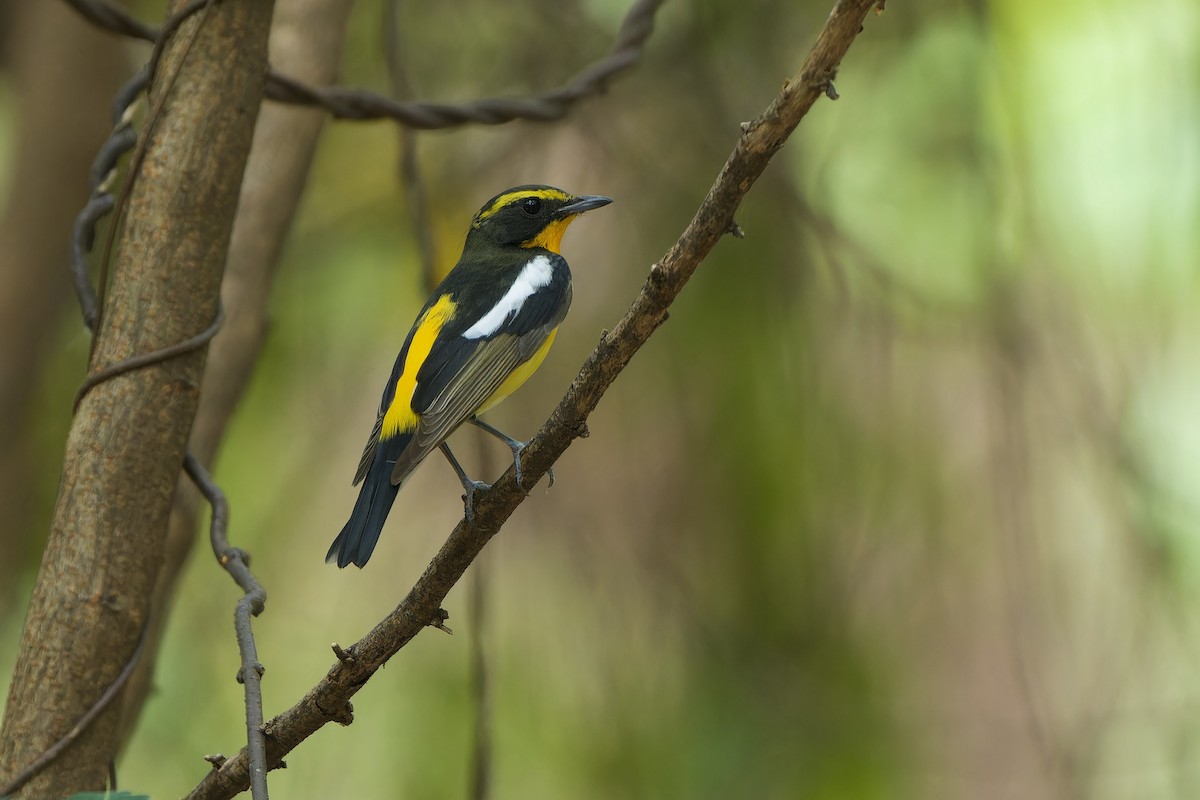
[509,444,527,493]
[506,442,555,493]
[461,479,491,523]
[470,417,549,493]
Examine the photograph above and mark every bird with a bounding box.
[327,185,612,568]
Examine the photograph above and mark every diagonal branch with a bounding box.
[186,1,884,797]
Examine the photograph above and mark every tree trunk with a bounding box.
[0,1,274,796]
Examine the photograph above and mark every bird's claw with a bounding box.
[461,479,490,522]
[511,446,527,493]
[512,445,556,493]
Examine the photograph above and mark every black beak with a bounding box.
[558,195,613,217]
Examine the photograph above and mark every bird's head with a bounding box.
[467,185,612,253]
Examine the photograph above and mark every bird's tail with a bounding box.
[327,439,409,568]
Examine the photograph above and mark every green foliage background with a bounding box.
[3,0,1200,797]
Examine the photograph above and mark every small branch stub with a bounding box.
[430,608,453,635]
[315,698,355,726]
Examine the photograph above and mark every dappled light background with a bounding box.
[3,0,1200,797]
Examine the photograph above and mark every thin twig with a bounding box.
[63,0,664,129]
[90,0,214,357]
[184,453,270,800]
[71,66,148,332]
[185,3,884,797]
[74,306,225,411]
[62,0,157,40]
[71,194,115,331]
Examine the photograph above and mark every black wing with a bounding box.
[388,260,571,484]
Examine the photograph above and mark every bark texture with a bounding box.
[0,1,275,796]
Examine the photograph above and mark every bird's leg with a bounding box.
[469,416,554,492]
[439,442,489,522]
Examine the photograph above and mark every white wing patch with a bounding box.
[462,254,555,340]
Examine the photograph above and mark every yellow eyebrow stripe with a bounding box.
[382,294,457,438]
[474,188,570,224]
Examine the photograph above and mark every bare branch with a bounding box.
[184,2,884,797]
[183,453,270,799]
[63,0,665,129]
[262,0,662,126]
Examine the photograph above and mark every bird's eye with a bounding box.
[520,197,542,215]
